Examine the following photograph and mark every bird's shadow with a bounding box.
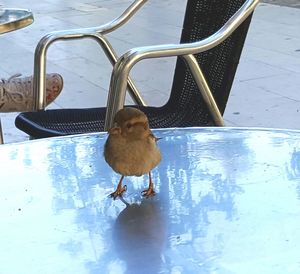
[112,197,166,274]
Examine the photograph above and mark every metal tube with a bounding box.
[33,41,47,110]
[33,32,146,110]
[97,0,147,34]
[0,119,3,144]
[182,54,225,126]
[105,56,132,130]
[114,0,258,59]
[32,0,148,110]
[93,34,146,106]
[104,0,259,130]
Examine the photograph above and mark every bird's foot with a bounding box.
[141,187,156,198]
[109,185,127,200]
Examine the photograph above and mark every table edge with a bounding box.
[0,8,34,34]
[2,126,300,147]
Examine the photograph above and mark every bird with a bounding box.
[104,107,161,199]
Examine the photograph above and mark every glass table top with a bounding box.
[0,127,300,273]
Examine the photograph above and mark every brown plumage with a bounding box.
[104,107,161,199]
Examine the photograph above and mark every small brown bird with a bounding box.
[104,107,161,199]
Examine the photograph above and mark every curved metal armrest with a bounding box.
[33,0,147,110]
[104,0,260,130]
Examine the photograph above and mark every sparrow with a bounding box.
[104,107,161,199]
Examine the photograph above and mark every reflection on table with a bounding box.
[0,127,300,273]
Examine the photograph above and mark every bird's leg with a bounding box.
[141,172,156,198]
[109,176,127,200]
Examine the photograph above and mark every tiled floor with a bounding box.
[1,0,300,143]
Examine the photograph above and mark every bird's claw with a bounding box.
[141,188,156,198]
[109,185,127,200]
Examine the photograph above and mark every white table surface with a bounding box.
[0,127,299,274]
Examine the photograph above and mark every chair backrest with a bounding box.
[167,0,253,126]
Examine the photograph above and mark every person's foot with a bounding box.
[0,73,63,112]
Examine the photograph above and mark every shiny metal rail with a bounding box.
[104,0,260,130]
[33,0,147,111]
[183,54,225,126]
[0,119,3,144]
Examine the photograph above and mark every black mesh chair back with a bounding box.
[15,0,254,138]
[167,0,252,126]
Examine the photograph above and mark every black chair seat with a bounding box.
[15,103,214,138]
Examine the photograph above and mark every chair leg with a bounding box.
[0,118,4,144]
[183,54,225,126]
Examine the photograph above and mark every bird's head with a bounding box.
[108,107,150,140]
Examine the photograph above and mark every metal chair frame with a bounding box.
[29,0,259,132]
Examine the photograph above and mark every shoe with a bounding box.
[0,73,63,112]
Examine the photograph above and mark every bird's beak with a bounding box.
[149,133,162,142]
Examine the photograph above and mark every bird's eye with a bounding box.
[127,123,132,129]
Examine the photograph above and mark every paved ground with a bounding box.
[0,0,300,143]
[262,0,300,8]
